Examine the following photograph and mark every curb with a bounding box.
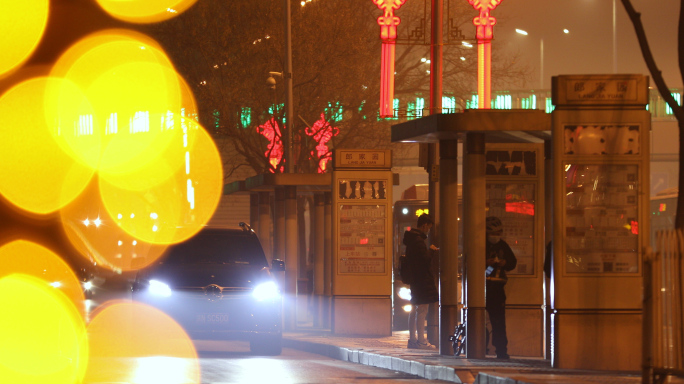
[472,372,525,384]
[283,338,464,383]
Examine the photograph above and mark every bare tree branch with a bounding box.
[620,0,684,229]
[621,0,684,122]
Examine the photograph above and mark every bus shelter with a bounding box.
[391,109,552,358]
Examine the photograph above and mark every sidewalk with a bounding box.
[282,329,648,384]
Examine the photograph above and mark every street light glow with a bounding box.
[515,29,528,35]
[563,28,569,34]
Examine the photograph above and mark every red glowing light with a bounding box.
[360,238,369,245]
[505,202,535,216]
[630,220,639,235]
[372,0,407,117]
[373,0,406,40]
[380,43,396,117]
[256,117,284,173]
[467,0,504,109]
[305,114,339,173]
[659,203,667,212]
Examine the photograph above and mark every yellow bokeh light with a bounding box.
[50,30,187,176]
[99,122,223,245]
[85,301,199,383]
[0,77,96,214]
[98,75,198,192]
[0,240,86,316]
[95,0,198,24]
[0,0,49,78]
[0,274,88,384]
[61,178,168,272]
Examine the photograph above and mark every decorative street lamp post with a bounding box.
[372,0,408,118]
[466,0,504,109]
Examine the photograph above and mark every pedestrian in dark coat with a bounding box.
[403,213,438,349]
[485,216,517,359]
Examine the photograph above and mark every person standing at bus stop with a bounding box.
[485,216,517,359]
[403,213,439,349]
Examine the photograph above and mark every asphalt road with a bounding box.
[82,283,449,384]
[84,341,450,384]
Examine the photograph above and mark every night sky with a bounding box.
[15,0,683,92]
[490,0,681,89]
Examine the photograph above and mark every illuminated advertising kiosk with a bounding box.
[331,149,393,336]
[551,75,650,370]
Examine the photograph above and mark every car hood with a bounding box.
[140,263,271,288]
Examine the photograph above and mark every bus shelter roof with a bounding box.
[391,109,552,144]
[224,173,332,195]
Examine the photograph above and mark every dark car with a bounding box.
[132,224,285,355]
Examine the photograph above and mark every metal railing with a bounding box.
[643,230,684,384]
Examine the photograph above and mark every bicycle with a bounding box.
[449,322,466,357]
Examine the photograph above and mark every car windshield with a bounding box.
[162,232,268,267]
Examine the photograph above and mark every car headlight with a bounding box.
[398,287,412,301]
[252,281,280,301]
[148,280,172,297]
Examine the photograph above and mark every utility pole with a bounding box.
[284,0,294,173]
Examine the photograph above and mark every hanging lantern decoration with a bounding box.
[372,0,407,118]
[467,0,504,109]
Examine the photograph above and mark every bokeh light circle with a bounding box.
[97,74,199,191]
[0,274,88,384]
[95,0,198,24]
[50,30,188,175]
[0,0,49,78]
[0,240,86,316]
[0,77,96,214]
[61,178,169,272]
[99,122,223,245]
[85,301,199,384]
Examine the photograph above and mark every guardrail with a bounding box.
[643,230,684,384]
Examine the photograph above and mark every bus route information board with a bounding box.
[338,204,386,274]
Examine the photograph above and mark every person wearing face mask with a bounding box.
[485,216,517,359]
[403,213,439,349]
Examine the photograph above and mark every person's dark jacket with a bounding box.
[403,228,439,305]
[485,239,517,285]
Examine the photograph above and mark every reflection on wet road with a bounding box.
[86,340,448,384]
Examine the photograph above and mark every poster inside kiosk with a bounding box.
[338,204,386,274]
[336,179,389,274]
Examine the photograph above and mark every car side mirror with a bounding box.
[271,259,285,272]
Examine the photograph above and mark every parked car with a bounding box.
[132,224,285,355]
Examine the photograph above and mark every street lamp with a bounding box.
[515,28,569,89]
[266,74,277,90]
